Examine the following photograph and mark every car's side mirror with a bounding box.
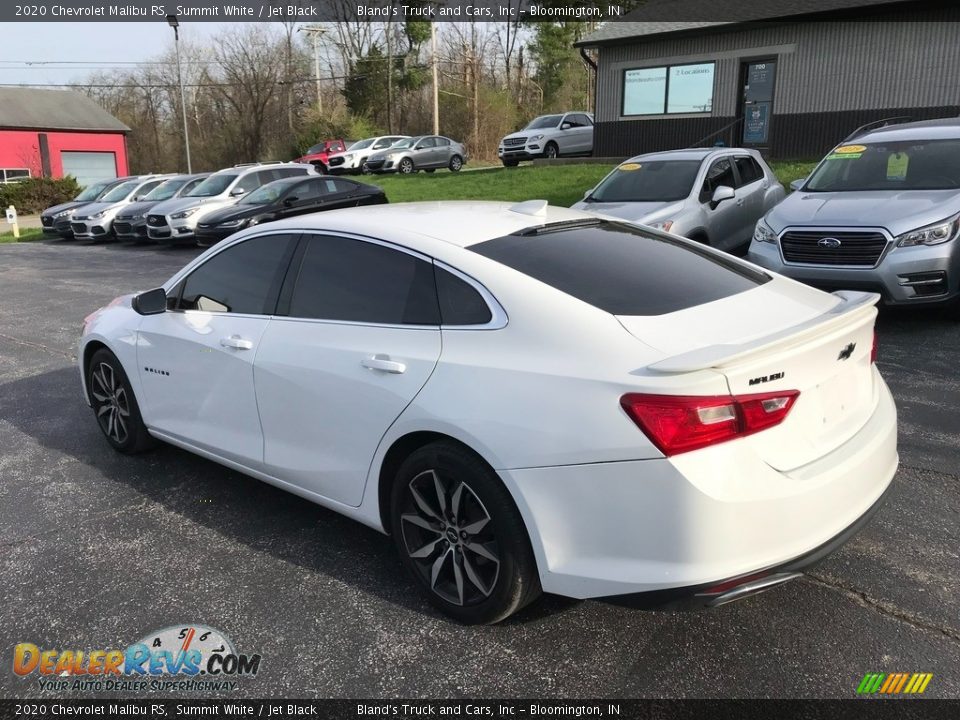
[132,288,167,316]
[790,178,807,191]
[583,189,592,199]
[561,123,572,130]
[230,188,246,196]
[711,185,736,207]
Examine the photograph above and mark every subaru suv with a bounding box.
[146,163,315,245]
[749,117,960,306]
[498,112,593,166]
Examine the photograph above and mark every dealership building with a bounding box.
[0,88,129,187]
[577,0,960,158]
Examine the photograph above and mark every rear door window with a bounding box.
[287,235,440,325]
[734,156,764,185]
[471,221,768,316]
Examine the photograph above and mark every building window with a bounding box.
[0,169,30,184]
[623,62,715,116]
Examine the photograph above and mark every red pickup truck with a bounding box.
[294,139,347,173]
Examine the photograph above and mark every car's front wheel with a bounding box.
[544,142,559,159]
[87,348,155,454]
[398,158,415,174]
[391,441,542,624]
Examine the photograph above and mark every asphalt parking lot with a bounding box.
[1,239,958,700]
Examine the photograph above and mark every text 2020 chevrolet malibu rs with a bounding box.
[79,201,898,624]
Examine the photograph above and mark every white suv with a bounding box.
[498,112,594,167]
[146,162,316,245]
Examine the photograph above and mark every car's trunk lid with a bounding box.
[617,285,879,470]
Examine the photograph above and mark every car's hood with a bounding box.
[116,201,158,219]
[199,204,267,225]
[571,200,684,224]
[42,200,86,217]
[74,201,124,217]
[150,196,225,215]
[503,129,546,141]
[767,189,960,236]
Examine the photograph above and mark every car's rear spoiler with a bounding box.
[648,291,880,374]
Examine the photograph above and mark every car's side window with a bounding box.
[435,137,451,146]
[734,156,763,186]
[321,178,356,194]
[136,180,164,198]
[373,139,393,149]
[287,235,440,325]
[436,267,493,326]
[417,137,437,149]
[232,173,260,195]
[701,158,736,201]
[174,234,297,315]
[289,180,323,202]
[181,178,203,194]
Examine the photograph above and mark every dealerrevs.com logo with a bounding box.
[13,624,261,693]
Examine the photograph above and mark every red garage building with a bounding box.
[0,87,130,187]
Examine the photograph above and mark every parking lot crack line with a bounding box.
[0,331,75,361]
[804,574,960,645]
[0,498,153,551]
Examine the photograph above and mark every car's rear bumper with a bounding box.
[500,370,897,600]
[748,239,960,305]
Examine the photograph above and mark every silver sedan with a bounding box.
[572,148,785,252]
[365,135,469,174]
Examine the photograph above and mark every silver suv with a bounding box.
[572,148,784,252]
[749,118,960,306]
[498,112,594,166]
[146,162,316,245]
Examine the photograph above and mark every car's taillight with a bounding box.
[871,330,878,364]
[620,390,800,456]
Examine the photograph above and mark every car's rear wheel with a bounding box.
[391,441,542,624]
[87,349,156,454]
[398,158,415,174]
[449,155,464,172]
[544,142,559,159]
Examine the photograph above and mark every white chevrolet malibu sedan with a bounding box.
[79,201,898,623]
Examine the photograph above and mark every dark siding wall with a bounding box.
[592,4,960,158]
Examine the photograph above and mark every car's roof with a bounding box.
[622,148,755,164]
[854,116,960,144]
[245,201,595,251]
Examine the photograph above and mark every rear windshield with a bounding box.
[587,160,701,202]
[471,221,768,316]
[806,138,960,192]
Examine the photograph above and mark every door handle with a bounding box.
[736,198,745,206]
[362,354,406,374]
[220,335,254,350]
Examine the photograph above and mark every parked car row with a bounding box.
[299,134,469,176]
[42,161,387,248]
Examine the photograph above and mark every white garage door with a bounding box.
[61,151,117,188]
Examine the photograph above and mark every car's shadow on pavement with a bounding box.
[0,365,581,625]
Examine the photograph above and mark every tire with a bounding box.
[449,155,464,172]
[360,159,371,175]
[312,162,327,174]
[544,142,559,159]
[87,349,156,454]
[390,441,542,624]
[502,159,520,168]
[398,158,415,174]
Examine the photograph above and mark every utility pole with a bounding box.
[386,20,393,133]
[299,24,326,116]
[431,20,439,135]
[166,14,192,173]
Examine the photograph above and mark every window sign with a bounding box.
[667,63,715,113]
[743,102,771,144]
[623,67,667,115]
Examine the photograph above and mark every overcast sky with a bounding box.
[0,23,237,85]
